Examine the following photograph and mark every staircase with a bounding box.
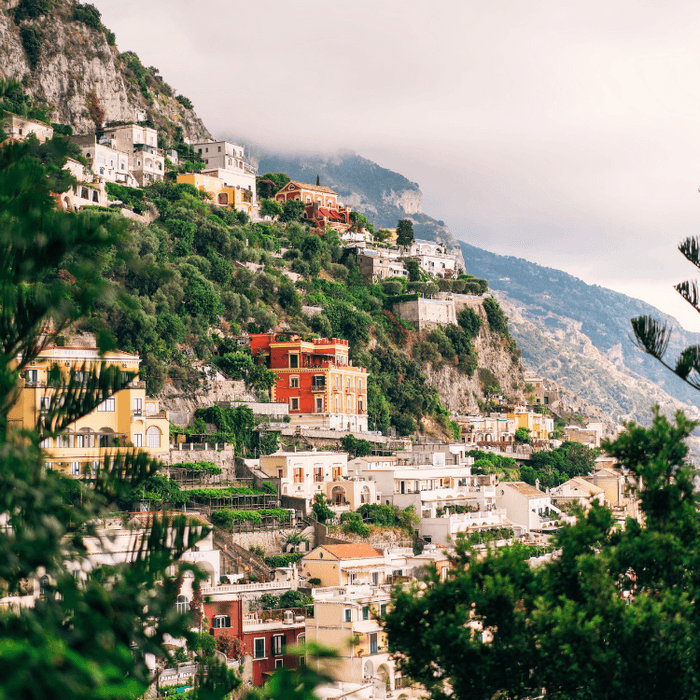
[213,528,274,582]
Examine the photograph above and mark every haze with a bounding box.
[91,0,700,331]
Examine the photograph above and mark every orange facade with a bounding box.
[249,333,368,430]
[274,181,351,232]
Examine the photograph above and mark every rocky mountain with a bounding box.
[255,150,466,269]
[459,241,700,425]
[0,0,210,142]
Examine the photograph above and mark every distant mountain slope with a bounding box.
[255,150,465,268]
[460,241,700,422]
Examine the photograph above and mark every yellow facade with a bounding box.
[8,343,170,477]
[177,173,252,214]
[508,410,550,441]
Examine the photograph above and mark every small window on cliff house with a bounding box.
[213,615,231,629]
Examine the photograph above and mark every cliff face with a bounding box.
[0,0,210,141]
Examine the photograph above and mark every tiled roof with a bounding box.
[319,543,382,559]
[284,181,337,195]
[502,481,546,498]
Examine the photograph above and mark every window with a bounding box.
[92,461,99,474]
[290,376,299,388]
[358,399,364,412]
[146,427,161,448]
[254,638,265,659]
[289,354,299,368]
[371,571,379,586]
[312,375,325,389]
[358,378,363,392]
[314,467,323,482]
[41,438,51,448]
[315,397,323,413]
[332,467,341,480]
[74,434,84,449]
[347,377,351,389]
[176,595,189,614]
[334,396,339,412]
[380,604,387,617]
[39,575,49,597]
[344,608,352,622]
[25,369,38,384]
[71,462,80,476]
[134,433,143,447]
[218,146,222,152]
[59,434,70,448]
[290,397,300,411]
[272,635,286,656]
[347,396,353,412]
[213,615,231,628]
[294,468,304,484]
[275,658,284,669]
[369,633,378,655]
[97,397,115,412]
[334,375,339,389]
[362,606,369,620]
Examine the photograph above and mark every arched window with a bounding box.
[146,427,161,448]
[347,396,353,413]
[213,615,231,628]
[176,595,189,614]
[39,575,50,597]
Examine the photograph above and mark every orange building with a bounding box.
[274,181,351,232]
[249,333,369,432]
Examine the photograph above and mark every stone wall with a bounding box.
[168,447,236,469]
[229,526,314,554]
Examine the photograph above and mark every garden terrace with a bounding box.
[186,490,278,512]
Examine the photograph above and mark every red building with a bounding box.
[249,333,369,432]
[274,180,351,232]
[203,597,306,686]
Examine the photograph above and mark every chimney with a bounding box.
[535,478,540,491]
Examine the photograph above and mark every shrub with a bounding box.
[13,0,54,22]
[264,552,304,568]
[20,26,42,70]
[172,461,223,475]
[73,3,102,30]
[176,95,193,109]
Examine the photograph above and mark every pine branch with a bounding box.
[630,316,671,360]
[675,281,700,312]
[679,236,700,269]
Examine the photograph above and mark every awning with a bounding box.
[352,621,382,634]
[318,207,333,218]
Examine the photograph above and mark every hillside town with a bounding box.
[0,108,646,699]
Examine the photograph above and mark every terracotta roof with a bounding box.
[284,181,337,195]
[562,476,604,495]
[502,481,546,498]
[319,543,382,559]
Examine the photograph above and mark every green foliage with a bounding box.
[340,434,373,458]
[0,133,237,699]
[456,527,514,545]
[121,51,151,99]
[396,219,414,246]
[478,367,501,395]
[261,198,283,218]
[357,504,418,532]
[256,172,290,199]
[211,508,291,529]
[386,408,700,700]
[72,3,102,30]
[186,486,264,499]
[173,461,223,475]
[280,198,306,223]
[339,512,370,538]
[13,0,54,22]
[176,95,194,110]
[520,441,601,489]
[514,427,530,443]
[191,631,217,659]
[457,307,482,339]
[20,26,42,69]
[264,552,305,569]
[261,480,277,495]
[483,295,513,346]
[104,181,145,212]
[120,473,189,510]
[312,493,334,523]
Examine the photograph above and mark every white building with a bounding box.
[191,140,257,203]
[101,124,165,185]
[72,134,137,186]
[499,481,568,533]
[3,111,53,143]
[403,238,459,277]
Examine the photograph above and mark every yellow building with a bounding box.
[8,341,170,477]
[507,409,553,441]
[308,584,399,691]
[177,172,252,214]
[301,543,388,588]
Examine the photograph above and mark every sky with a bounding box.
[92,0,700,330]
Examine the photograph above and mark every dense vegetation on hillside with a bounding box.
[66,173,486,437]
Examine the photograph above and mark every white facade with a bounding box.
[101,124,164,185]
[3,111,53,143]
[499,482,566,533]
[73,135,137,186]
[192,140,257,203]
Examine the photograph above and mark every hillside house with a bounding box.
[507,408,553,442]
[8,339,170,476]
[3,111,53,143]
[274,181,351,232]
[72,134,137,186]
[177,172,253,214]
[101,124,164,185]
[499,482,566,533]
[523,373,545,404]
[403,238,460,277]
[191,139,257,204]
[357,249,407,283]
[550,477,605,509]
[457,413,516,447]
[393,292,483,332]
[202,597,305,686]
[58,157,109,212]
[301,544,387,588]
[249,333,369,432]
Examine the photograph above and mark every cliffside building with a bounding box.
[274,181,351,232]
[72,134,137,186]
[357,249,407,283]
[101,124,164,185]
[249,333,369,432]
[3,111,53,143]
[191,139,257,205]
[177,172,253,214]
[403,238,460,277]
[8,340,170,476]
[393,292,484,332]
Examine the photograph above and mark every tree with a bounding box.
[0,130,238,698]
[312,493,334,523]
[396,219,414,247]
[280,198,306,223]
[514,426,530,443]
[261,199,283,218]
[385,408,700,700]
[631,235,700,389]
[340,434,372,458]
